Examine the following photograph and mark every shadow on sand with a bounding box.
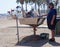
[49,35,60,46]
[49,41,60,46]
[16,35,48,47]
[15,35,60,47]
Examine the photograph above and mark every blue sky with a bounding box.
[0,0,17,14]
[0,0,60,14]
[0,0,32,14]
[0,0,47,14]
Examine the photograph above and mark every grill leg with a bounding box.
[33,27,37,36]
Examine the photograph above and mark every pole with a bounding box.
[16,6,21,43]
[16,17,19,43]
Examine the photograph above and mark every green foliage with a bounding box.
[16,0,24,4]
[24,0,29,3]
[16,0,48,5]
[16,0,20,4]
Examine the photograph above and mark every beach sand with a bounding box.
[0,16,60,47]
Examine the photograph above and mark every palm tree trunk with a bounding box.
[35,2,36,10]
[43,4,45,13]
[38,4,40,15]
[26,3,27,11]
[21,4,24,17]
[22,4,23,10]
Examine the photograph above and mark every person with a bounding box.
[33,10,39,17]
[7,11,11,19]
[29,9,34,17]
[26,9,34,17]
[43,3,57,42]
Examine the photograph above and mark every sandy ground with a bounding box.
[0,17,60,47]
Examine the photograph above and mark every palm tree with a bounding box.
[36,0,42,14]
[16,0,20,4]
[16,0,24,11]
[16,0,24,17]
[28,0,37,10]
[29,0,42,14]
[24,0,29,11]
[56,0,58,6]
[32,0,37,10]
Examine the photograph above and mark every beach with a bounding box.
[0,16,60,47]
